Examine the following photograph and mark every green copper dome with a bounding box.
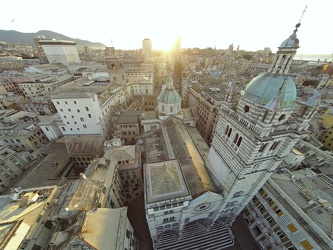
[158,76,182,104]
[243,73,296,108]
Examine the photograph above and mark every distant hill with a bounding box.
[0,29,106,48]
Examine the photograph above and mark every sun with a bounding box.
[153,34,178,52]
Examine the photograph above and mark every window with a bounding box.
[56,101,59,104]
[300,240,313,250]
[83,124,87,128]
[77,109,80,113]
[62,127,66,131]
[237,137,242,147]
[227,128,232,138]
[262,110,268,122]
[60,109,63,112]
[278,114,286,121]
[287,223,298,233]
[65,101,68,104]
[259,143,267,152]
[74,101,77,104]
[275,207,284,217]
[266,216,273,223]
[270,141,280,150]
[244,105,250,113]
[276,230,286,239]
[88,114,91,118]
[68,109,71,112]
[86,107,89,111]
[45,127,49,131]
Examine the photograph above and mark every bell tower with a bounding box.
[104,48,125,85]
[206,22,319,225]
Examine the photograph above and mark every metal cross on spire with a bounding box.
[299,5,308,23]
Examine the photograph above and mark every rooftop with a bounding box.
[162,118,216,196]
[117,110,142,124]
[80,207,127,250]
[269,169,333,249]
[38,39,76,45]
[10,141,69,189]
[0,186,57,249]
[56,136,105,156]
[67,179,104,211]
[145,159,191,204]
[51,77,122,107]
[143,117,216,198]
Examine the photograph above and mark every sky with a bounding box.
[0,0,332,57]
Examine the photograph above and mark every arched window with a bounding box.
[244,105,250,113]
[227,128,232,138]
[278,114,286,121]
[262,111,268,122]
[237,137,242,147]
[259,143,267,152]
[270,141,280,150]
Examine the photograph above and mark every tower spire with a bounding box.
[299,5,307,23]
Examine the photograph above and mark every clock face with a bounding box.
[193,202,213,213]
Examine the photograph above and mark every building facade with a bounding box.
[0,146,29,193]
[18,75,74,99]
[0,123,49,153]
[242,169,333,249]
[51,77,124,139]
[38,39,81,65]
[142,38,153,61]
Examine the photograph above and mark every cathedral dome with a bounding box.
[158,76,182,104]
[243,73,296,108]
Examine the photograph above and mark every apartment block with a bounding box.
[0,146,29,193]
[242,169,333,250]
[51,77,124,139]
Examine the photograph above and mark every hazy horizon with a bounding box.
[1,0,332,55]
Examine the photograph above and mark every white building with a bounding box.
[38,39,81,65]
[51,77,124,139]
[39,113,64,141]
[142,38,152,61]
